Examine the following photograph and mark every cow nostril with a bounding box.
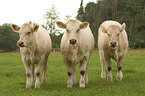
[21,42,23,45]
[74,40,76,43]
[110,42,112,45]
[114,42,117,45]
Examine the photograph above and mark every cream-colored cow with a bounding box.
[11,23,52,88]
[98,20,128,81]
[56,19,94,87]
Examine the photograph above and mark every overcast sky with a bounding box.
[0,0,96,25]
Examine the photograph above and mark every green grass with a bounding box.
[0,50,145,96]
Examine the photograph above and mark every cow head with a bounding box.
[101,23,126,50]
[11,23,39,47]
[56,20,89,45]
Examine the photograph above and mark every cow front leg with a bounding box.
[79,56,88,88]
[66,64,75,87]
[22,56,32,89]
[72,64,77,84]
[99,50,106,78]
[30,53,35,85]
[104,55,113,81]
[116,56,125,81]
[30,63,35,85]
[85,62,89,84]
[24,64,32,88]
[35,56,45,88]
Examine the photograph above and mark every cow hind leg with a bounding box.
[41,58,49,84]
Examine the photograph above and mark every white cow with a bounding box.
[11,23,52,88]
[56,19,94,87]
[98,20,128,81]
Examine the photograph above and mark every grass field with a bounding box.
[0,50,145,96]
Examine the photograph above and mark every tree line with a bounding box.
[77,0,145,49]
[0,0,145,52]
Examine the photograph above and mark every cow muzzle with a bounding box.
[69,39,77,45]
[109,41,118,49]
[17,40,25,47]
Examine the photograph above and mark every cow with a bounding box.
[11,23,52,88]
[98,20,128,81]
[56,19,94,87]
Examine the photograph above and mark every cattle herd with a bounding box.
[11,19,128,88]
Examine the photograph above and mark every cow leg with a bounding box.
[66,65,74,87]
[30,53,35,85]
[85,62,89,84]
[30,63,35,85]
[72,64,77,84]
[22,57,32,89]
[35,55,45,88]
[41,57,49,84]
[99,50,106,78]
[104,54,113,81]
[116,55,125,81]
[79,56,88,88]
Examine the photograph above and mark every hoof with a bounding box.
[35,81,40,88]
[79,79,85,88]
[26,82,32,89]
[41,77,47,84]
[107,75,113,81]
[101,72,106,78]
[67,80,73,87]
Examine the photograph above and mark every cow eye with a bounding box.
[107,33,110,36]
[117,33,120,36]
[77,29,80,32]
[27,32,31,34]
[66,29,70,33]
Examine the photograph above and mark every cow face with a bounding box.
[56,20,89,45]
[11,23,39,47]
[101,23,125,49]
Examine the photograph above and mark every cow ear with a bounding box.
[101,25,107,33]
[119,23,126,32]
[56,21,66,29]
[11,24,20,32]
[33,25,39,32]
[80,22,89,29]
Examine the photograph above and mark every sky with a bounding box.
[0,0,96,26]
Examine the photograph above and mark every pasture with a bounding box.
[0,50,145,96]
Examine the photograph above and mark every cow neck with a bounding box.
[68,44,78,64]
[28,34,37,53]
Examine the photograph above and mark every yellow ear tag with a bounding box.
[83,24,87,28]
[34,29,37,32]
[59,25,63,28]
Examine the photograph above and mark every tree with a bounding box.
[77,0,145,49]
[42,5,62,50]
[42,5,60,35]
[0,23,19,52]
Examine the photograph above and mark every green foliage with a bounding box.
[0,24,19,52]
[42,5,62,50]
[76,0,145,49]
[0,50,145,96]
[43,5,60,34]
